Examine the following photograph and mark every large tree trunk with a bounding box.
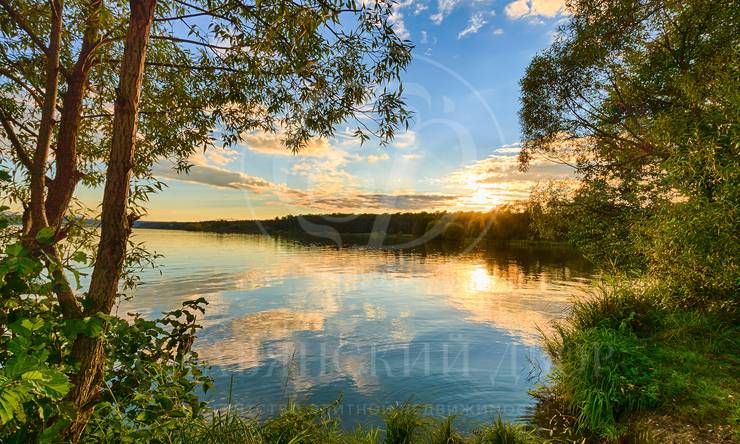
[63,0,156,439]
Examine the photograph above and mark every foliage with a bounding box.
[2,0,414,437]
[0,225,75,442]
[82,298,212,442]
[475,415,535,444]
[381,401,428,444]
[519,0,739,303]
[0,207,213,442]
[160,402,536,444]
[547,325,658,438]
[137,207,539,244]
[539,282,739,441]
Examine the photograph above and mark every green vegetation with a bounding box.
[137,207,538,244]
[520,0,739,440]
[154,402,536,444]
[0,0,412,439]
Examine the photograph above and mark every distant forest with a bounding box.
[136,206,541,242]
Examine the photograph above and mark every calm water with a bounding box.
[118,229,593,427]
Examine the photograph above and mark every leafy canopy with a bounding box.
[521,0,739,305]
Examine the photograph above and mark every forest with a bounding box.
[136,207,537,243]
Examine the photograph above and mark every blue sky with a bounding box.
[112,0,574,221]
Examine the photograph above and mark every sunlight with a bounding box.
[469,265,493,292]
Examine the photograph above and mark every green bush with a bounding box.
[475,415,535,444]
[547,317,658,439]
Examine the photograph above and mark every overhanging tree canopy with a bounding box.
[0,0,412,438]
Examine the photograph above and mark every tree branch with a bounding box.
[28,0,64,235]
[0,67,44,106]
[0,0,71,80]
[0,108,33,170]
[150,34,233,50]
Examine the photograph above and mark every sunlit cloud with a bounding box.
[152,160,276,194]
[242,130,331,157]
[504,0,566,19]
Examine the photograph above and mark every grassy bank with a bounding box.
[533,282,739,442]
[86,401,538,443]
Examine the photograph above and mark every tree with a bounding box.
[0,0,412,438]
[520,0,739,304]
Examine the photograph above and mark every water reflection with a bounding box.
[119,229,593,426]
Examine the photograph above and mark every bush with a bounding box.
[475,415,535,444]
[542,285,660,439]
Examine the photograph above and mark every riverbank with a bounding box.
[532,281,739,443]
[147,402,538,444]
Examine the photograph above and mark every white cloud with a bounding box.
[504,0,565,19]
[414,2,428,14]
[389,10,411,40]
[430,0,462,24]
[402,153,422,161]
[458,11,487,39]
[420,30,429,44]
[392,130,417,148]
[492,27,504,35]
[367,152,390,163]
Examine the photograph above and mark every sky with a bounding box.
[85,0,574,221]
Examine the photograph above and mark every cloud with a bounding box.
[296,192,459,211]
[439,144,577,209]
[392,130,417,148]
[242,130,330,156]
[367,152,390,163]
[504,0,565,19]
[389,10,411,40]
[153,161,276,194]
[494,142,521,153]
[190,147,239,167]
[453,153,573,184]
[430,0,462,24]
[402,153,422,161]
[420,30,429,44]
[492,27,504,35]
[458,11,487,39]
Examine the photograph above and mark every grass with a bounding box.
[536,281,740,442]
[161,401,536,444]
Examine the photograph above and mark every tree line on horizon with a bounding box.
[136,206,541,243]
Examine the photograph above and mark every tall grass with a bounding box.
[163,403,536,444]
[538,281,740,441]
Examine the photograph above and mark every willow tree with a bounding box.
[0,0,411,438]
[520,0,739,303]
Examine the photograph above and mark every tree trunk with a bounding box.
[45,0,103,228]
[28,0,64,236]
[63,0,156,439]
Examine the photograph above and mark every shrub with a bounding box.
[547,321,658,439]
[475,415,535,444]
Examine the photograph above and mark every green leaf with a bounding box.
[71,251,87,263]
[35,227,56,246]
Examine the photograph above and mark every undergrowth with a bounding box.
[537,282,739,442]
[149,401,537,444]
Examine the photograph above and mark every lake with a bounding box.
[118,229,593,428]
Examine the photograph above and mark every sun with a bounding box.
[467,187,505,208]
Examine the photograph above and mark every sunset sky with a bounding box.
[82,0,574,221]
